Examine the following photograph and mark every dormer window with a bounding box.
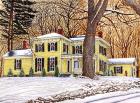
[48,42,57,51]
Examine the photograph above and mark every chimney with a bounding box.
[98,31,103,38]
[23,40,29,49]
[57,26,64,35]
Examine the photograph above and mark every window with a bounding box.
[99,45,106,56]
[99,60,106,72]
[15,59,21,69]
[114,66,123,74]
[48,57,57,71]
[48,42,57,51]
[35,43,44,52]
[63,43,68,54]
[72,45,82,54]
[35,58,44,72]
[74,60,79,69]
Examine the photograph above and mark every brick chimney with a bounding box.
[23,40,29,49]
[98,31,103,38]
[57,26,64,35]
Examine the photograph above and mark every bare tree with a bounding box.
[83,0,108,78]
[124,0,140,15]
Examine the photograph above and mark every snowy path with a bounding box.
[87,91,140,103]
[62,90,140,103]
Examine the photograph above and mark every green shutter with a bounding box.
[47,58,50,72]
[80,46,82,54]
[72,46,75,54]
[42,43,45,52]
[63,43,65,52]
[20,59,22,69]
[14,59,16,70]
[55,57,58,66]
[35,58,37,72]
[48,43,50,51]
[67,45,68,54]
[35,44,38,52]
[55,42,57,51]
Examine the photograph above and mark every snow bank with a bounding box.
[0,76,140,103]
[26,76,140,103]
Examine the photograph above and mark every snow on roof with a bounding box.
[36,33,71,41]
[70,35,100,41]
[108,58,136,64]
[3,49,32,57]
[70,35,110,46]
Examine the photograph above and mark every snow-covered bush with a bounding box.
[42,68,46,77]
[7,69,13,77]
[54,66,59,77]
[19,69,25,77]
[29,67,34,77]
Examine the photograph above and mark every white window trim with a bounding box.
[63,43,68,54]
[36,58,44,72]
[75,45,82,54]
[36,43,44,52]
[49,57,56,71]
[74,60,79,69]
[15,59,21,69]
[115,66,122,74]
[50,42,56,51]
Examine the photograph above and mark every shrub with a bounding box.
[29,67,34,77]
[54,66,59,77]
[19,69,25,77]
[7,69,13,77]
[42,68,46,77]
[109,70,114,76]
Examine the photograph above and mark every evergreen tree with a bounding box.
[42,68,46,77]
[29,67,34,77]
[7,69,13,77]
[19,69,25,77]
[54,66,59,77]
[0,0,36,51]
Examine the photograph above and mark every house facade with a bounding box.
[2,49,32,76]
[108,58,137,77]
[1,33,110,76]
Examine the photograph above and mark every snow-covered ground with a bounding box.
[0,76,140,103]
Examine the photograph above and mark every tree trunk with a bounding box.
[10,0,14,50]
[83,0,96,78]
[83,0,108,78]
[7,37,11,51]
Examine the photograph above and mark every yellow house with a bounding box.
[108,58,137,77]
[32,33,110,76]
[2,33,110,76]
[2,49,32,76]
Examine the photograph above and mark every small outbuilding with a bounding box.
[2,49,32,77]
[108,58,137,77]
